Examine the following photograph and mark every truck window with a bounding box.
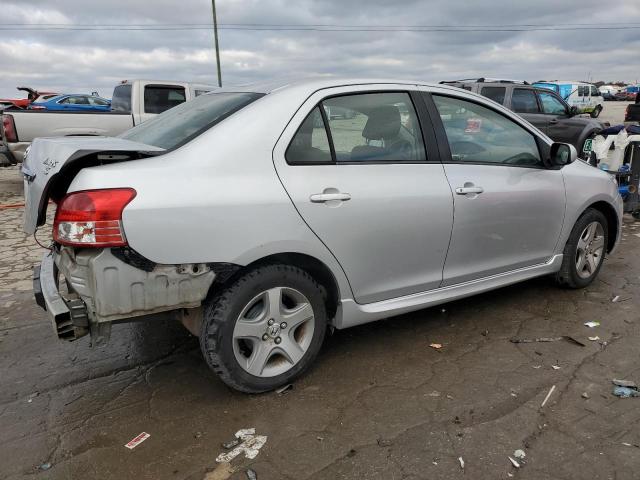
[111,84,132,113]
[512,89,540,113]
[144,86,186,114]
[480,87,506,105]
[590,86,599,96]
[120,92,263,150]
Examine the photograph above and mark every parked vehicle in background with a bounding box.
[0,87,58,109]
[625,94,640,123]
[439,79,606,156]
[1,79,216,163]
[532,81,604,118]
[23,78,622,392]
[30,94,111,112]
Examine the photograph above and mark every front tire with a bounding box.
[555,208,608,288]
[590,105,602,118]
[200,264,327,393]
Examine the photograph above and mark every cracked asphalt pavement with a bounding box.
[2,134,640,478]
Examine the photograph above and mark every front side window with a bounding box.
[88,97,109,106]
[120,92,263,150]
[322,92,426,162]
[480,87,506,105]
[511,88,540,113]
[111,84,132,113]
[285,107,332,164]
[144,86,186,114]
[590,86,600,96]
[433,95,542,167]
[538,91,567,115]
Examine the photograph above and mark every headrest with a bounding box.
[362,105,401,140]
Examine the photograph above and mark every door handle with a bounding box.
[310,192,352,203]
[455,186,484,195]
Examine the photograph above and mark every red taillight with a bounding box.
[53,189,137,247]
[2,114,17,142]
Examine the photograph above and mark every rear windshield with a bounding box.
[120,92,263,150]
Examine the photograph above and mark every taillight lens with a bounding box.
[2,114,17,142]
[53,189,137,247]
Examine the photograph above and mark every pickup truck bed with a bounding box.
[3,110,133,162]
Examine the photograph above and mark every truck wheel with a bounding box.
[200,264,327,393]
[590,105,602,118]
[555,208,608,288]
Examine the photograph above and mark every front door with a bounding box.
[274,88,454,304]
[537,90,583,146]
[427,92,566,286]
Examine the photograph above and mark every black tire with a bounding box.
[200,264,327,393]
[590,106,602,118]
[555,208,608,288]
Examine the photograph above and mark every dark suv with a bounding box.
[440,79,606,156]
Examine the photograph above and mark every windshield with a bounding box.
[120,92,263,150]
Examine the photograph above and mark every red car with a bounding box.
[0,87,58,109]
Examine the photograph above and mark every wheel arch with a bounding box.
[209,252,342,324]
[584,200,618,252]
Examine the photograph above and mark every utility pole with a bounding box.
[212,0,222,87]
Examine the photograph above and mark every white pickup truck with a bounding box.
[1,79,216,163]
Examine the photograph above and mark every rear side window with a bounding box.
[144,86,186,114]
[120,92,263,150]
[480,87,506,105]
[433,95,542,167]
[111,85,132,113]
[512,88,540,113]
[285,107,332,164]
[324,92,426,163]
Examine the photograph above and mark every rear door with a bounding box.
[273,85,454,304]
[510,88,548,133]
[425,91,565,286]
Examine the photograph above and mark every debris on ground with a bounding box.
[216,429,268,463]
[613,386,640,398]
[275,384,293,394]
[38,462,52,471]
[509,336,584,347]
[584,321,601,328]
[588,336,600,341]
[514,449,526,460]
[316,436,324,441]
[552,365,561,370]
[612,295,620,303]
[429,343,443,350]
[458,457,465,469]
[582,392,590,399]
[377,438,393,447]
[204,462,234,480]
[124,432,150,450]
[541,385,556,408]
[246,468,258,480]
[481,329,489,337]
[533,365,542,369]
[508,456,520,468]
[222,438,241,449]
[613,379,637,388]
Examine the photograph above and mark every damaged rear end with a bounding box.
[24,137,216,344]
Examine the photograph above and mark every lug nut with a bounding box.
[280,322,287,329]
[262,334,269,341]
[268,319,274,326]
[275,337,282,344]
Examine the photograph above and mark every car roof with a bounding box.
[211,77,440,96]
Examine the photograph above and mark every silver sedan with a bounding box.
[23,78,622,392]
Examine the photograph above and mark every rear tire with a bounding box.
[200,264,327,393]
[555,208,608,288]
[590,106,602,118]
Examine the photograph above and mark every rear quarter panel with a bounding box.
[11,111,134,141]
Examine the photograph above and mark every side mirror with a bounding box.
[568,106,579,116]
[549,142,577,167]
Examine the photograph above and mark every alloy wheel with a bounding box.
[575,221,605,279]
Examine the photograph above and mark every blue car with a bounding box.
[30,94,111,112]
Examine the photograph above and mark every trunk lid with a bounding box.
[22,136,164,234]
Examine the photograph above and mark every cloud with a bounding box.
[1,0,639,99]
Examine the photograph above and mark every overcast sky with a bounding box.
[1,0,639,99]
